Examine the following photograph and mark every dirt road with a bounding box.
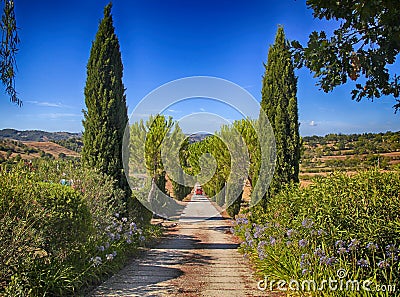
[90,194,278,296]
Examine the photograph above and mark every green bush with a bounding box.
[226,192,242,218]
[226,182,243,218]
[0,160,161,296]
[234,170,400,296]
[0,166,91,296]
[34,182,91,255]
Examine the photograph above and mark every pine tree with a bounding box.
[261,26,300,195]
[82,3,130,199]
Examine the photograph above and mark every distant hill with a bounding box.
[0,138,80,163]
[187,133,212,143]
[0,129,211,143]
[0,129,81,141]
[300,131,400,186]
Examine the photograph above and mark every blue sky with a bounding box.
[0,0,398,136]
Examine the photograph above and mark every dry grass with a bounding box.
[22,141,79,158]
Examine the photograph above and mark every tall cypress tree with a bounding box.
[261,26,300,195]
[82,3,130,198]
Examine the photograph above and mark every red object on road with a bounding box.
[195,188,203,195]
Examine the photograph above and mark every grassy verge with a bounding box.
[234,170,400,296]
[0,160,162,296]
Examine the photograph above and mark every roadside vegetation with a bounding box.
[233,170,400,296]
[0,159,161,296]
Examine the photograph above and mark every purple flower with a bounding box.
[258,240,267,249]
[254,225,265,239]
[90,256,102,266]
[130,222,137,231]
[257,241,267,260]
[337,247,348,255]
[319,256,328,265]
[385,244,398,253]
[348,239,360,251]
[314,248,325,258]
[366,242,378,252]
[301,253,310,261]
[245,231,253,246]
[269,236,276,246]
[335,240,345,247]
[357,258,369,268]
[299,239,308,248]
[286,229,296,238]
[302,218,314,228]
[317,229,326,236]
[108,233,115,241]
[326,257,337,266]
[378,260,390,269]
[319,256,336,266]
[302,268,310,275]
[106,253,114,260]
[386,245,398,261]
[286,241,292,247]
[300,260,309,268]
[236,217,249,225]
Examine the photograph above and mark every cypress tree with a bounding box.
[261,26,300,195]
[82,3,130,199]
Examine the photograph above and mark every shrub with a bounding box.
[226,182,243,218]
[234,170,400,296]
[0,166,91,296]
[0,160,161,296]
[226,192,241,218]
[34,182,91,255]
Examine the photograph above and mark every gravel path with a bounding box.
[89,195,279,297]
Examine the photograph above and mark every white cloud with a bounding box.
[199,107,206,112]
[39,113,81,119]
[309,120,317,126]
[167,109,180,113]
[27,100,69,108]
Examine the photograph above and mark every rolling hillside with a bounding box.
[0,129,81,141]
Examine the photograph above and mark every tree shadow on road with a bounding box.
[91,234,217,296]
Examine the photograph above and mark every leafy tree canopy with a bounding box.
[291,0,400,111]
